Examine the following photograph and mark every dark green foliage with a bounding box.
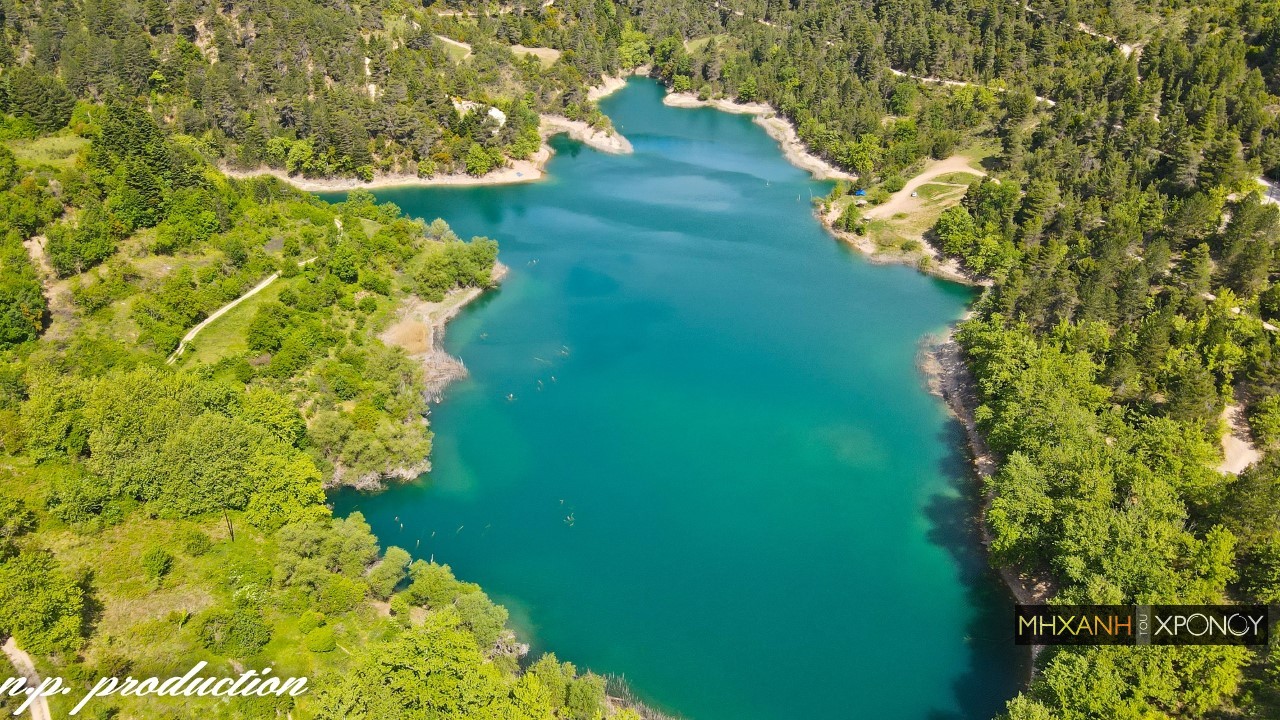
[6,68,74,132]
[0,242,46,346]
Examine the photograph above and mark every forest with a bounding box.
[5,0,1280,717]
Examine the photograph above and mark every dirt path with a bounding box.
[1022,3,1139,59]
[2,638,51,720]
[860,155,985,223]
[20,234,74,339]
[434,35,472,60]
[887,68,1057,107]
[1219,403,1261,475]
[166,258,315,364]
[1259,177,1280,206]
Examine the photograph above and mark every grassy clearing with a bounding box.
[358,217,383,238]
[4,135,90,170]
[182,275,291,365]
[957,139,999,168]
[39,512,382,718]
[435,34,473,62]
[916,182,967,201]
[685,33,731,54]
[931,171,982,185]
[511,44,561,67]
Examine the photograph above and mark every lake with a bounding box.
[329,78,1024,720]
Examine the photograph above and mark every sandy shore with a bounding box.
[333,263,510,491]
[662,92,853,181]
[222,110,634,192]
[381,262,510,402]
[588,74,629,102]
[221,148,552,192]
[540,114,633,154]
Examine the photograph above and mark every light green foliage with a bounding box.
[197,605,272,657]
[141,547,173,581]
[455,591,509,648]
[837,203,861,233]
[412,237,499,301]
[566,673,608,720]
[1001,646,1247,720]
[403,560,480,608]
[0,550,85,654]
[298,611,326,635]
[312,611,580,720]
[932,179,1020,277]
[239,387,306,447]
[305,626,337,653]
[619,24,651,67]
[0,490,35,553]
[178,528,212,557]
[367,546,411,600]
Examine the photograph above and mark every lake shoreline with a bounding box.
[919,320,1053,677]
[221,111,634,192]
[329,263,509,492]
[658,88,990,287]
[661,91,854,181]
[819,211,986,286]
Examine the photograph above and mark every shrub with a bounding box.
[298,610,326,634]
[315,574,366,614]
[178,528,212,557]
[455,592,508,648]
[141,547,173,581]
[367,547,411,600]
[305,626,337,653]
[198,607,272,657]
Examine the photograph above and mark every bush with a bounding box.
[298,610,326,634]
[46,205,119,277]
[367,547,411,600]
[305,626,337,653]
[1250,396,1280,449]
[46,464,115,525]
[404,561,475,608]
[198,607,272,657]
[455,592,508,648]
[141,547,173,581]
[566,673,607,720]
[315,574,366,614]
[178,528,212,557]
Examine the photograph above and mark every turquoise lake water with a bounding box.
[329,78,1025,719]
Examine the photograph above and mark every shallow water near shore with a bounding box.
[329,78,1026,720]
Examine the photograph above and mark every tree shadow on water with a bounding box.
[921,419,1031,720]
